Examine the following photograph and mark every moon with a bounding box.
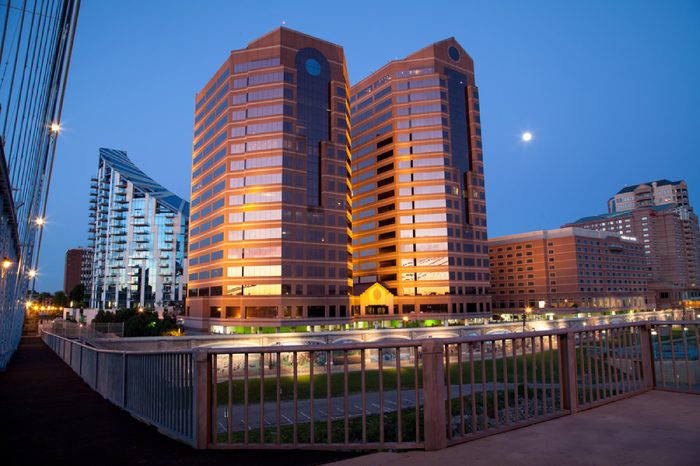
[521,131,533,142]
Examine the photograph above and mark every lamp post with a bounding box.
[2,257,13,278]
[522,306,532,332]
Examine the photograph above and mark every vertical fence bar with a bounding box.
[212,355,218,444]
[457,343,465,435]
[481,341,488,429]
[531,336,538,417]
[592,332,601,402]
[421,339,446,451]
[293,352,298,446]
[326,350,332,444]
[639,324,655,390]
[560,332,578,414]
[227,354,233,444]
[194,350,211,449]
[361,348,366,444]
[444,344,452,440]
[310,351,315,444]
[655,327,666,388]
[610,329,622,396]
[378,348,384,445]
[396,346,403,443]
[259,353,265,445]
[491,340,499,426]
[243,353,249,445]
[668,325,678,389]
[512,338,519,423]
[414,346,420,443]
[502,339,510,425]
[344,350,349,445]
[276,352,281,445]
[470,342,477,433]
[680,327,691,392]
[522,337,529,419]
[539,335,546,414]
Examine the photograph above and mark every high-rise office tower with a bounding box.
[88,149,188,310]
[349,38,490,316]
[187,28,351,331]
[0,1,80,369]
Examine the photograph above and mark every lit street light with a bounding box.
[522,306,532,331]
[2,257,12,278]
[50,122,61,134]
[521,131,533,142]
[27,269,37,279]
[35,217,45,226]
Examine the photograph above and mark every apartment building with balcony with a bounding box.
[88,148,188,310]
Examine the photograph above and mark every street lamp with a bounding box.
[2,257,12,278]
[522,306,532,332]
[27,269,37,279]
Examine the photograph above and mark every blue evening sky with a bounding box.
[37,0,700,292]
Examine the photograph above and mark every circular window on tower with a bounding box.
[448,45,461,62]
[305,58,321,76]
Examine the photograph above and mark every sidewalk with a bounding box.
[0,337,360,466]
[328,390,700,466]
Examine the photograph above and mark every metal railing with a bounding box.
[39,320,699,451]
[41,331,194,445]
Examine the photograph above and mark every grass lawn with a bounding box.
[215,348,563,405]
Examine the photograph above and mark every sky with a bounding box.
[36,0,700,292]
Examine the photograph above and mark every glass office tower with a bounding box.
[0,0,80,369]
[350,38,491,317]
[88,149,189,311]
[187,28,351,331]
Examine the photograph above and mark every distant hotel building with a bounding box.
[88,149,189,310]
[349,38,490,316]
[565,179,700,308]
[608,179,690,213]
[489,228,648,312]
[187,28,351,330]
[63,247,93,295]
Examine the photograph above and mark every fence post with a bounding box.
[122,353,128,408]
[639,323,655,389]
[421,339,447,451]
[194,350,212,449]
[559,332,578,414]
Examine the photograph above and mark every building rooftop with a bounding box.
[99,148,189,216]
[567,204,674,224]
[488,226,635,246]
[616,179,683,194]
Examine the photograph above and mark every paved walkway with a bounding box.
[0,338,360,466]
[328,390,700,466]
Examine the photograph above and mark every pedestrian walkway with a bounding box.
[327,390,700,466]
[0,338,360,466]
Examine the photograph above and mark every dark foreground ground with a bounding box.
[0,338,362,466]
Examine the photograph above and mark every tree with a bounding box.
[52,291,68,307]
[68,283,86,308]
